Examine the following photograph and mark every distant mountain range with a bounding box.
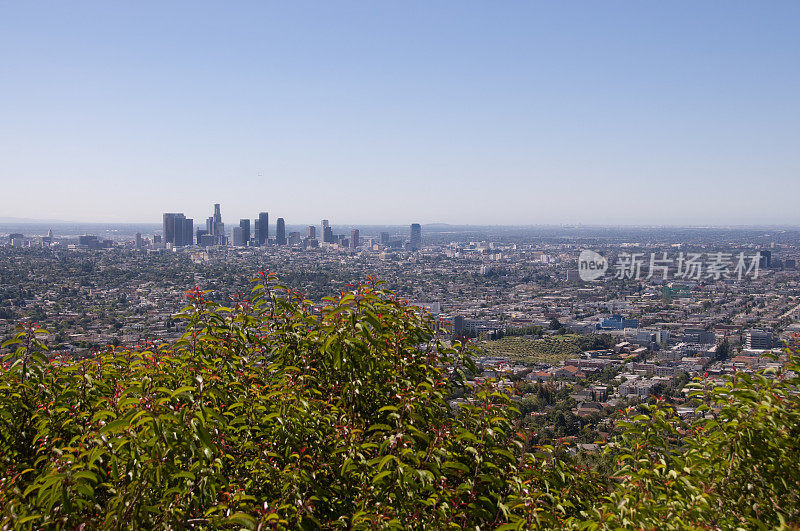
[0,217,68,223]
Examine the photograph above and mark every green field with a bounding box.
[477,334,602,364]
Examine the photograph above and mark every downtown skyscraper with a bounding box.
[204,204,226,245]
[276,218,286,245]
[238,219,251,246]
[410,223,421,251]
[163,213,193,247]
[255,212,269,246]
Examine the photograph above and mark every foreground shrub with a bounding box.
[0,274,798,529]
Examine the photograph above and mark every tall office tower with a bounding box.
[163,213,176,246]
[380,232,390,245]
[175,215,185,246]
[206,217,214,234]
[163,213,188,247]
[232,226,245,247]
[760,250,772,269]
[135,233,142,249]
[350,228,360,249]
[306,225,316,239]
[183,218,194,246]
[410,223,422,250]
[321,219,330,242]
[276,218,286,245]
[257,212,269,245]
[176,216,186,246]
[323,226,334,244]
[209,203,225,243]
[239,219,251,246]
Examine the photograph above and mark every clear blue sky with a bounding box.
[2,2,798,226]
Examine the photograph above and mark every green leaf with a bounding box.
[72,471,98,483]
[16,515,43,525]
[170,386,196,399]
[372,470,392,484]
[443,461,470,473]
[227,512,256,530]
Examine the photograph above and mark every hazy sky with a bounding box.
[2,2,799,226]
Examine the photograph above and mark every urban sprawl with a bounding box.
[3,206,799,447]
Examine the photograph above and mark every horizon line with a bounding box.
[3,218,800,231]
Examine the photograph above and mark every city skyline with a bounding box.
[159,202,425,248]
[2,2,800,225]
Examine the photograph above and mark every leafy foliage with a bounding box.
[598,360,800,529]
[1,274,798,529]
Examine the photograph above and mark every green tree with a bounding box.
[1,275,798,529]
